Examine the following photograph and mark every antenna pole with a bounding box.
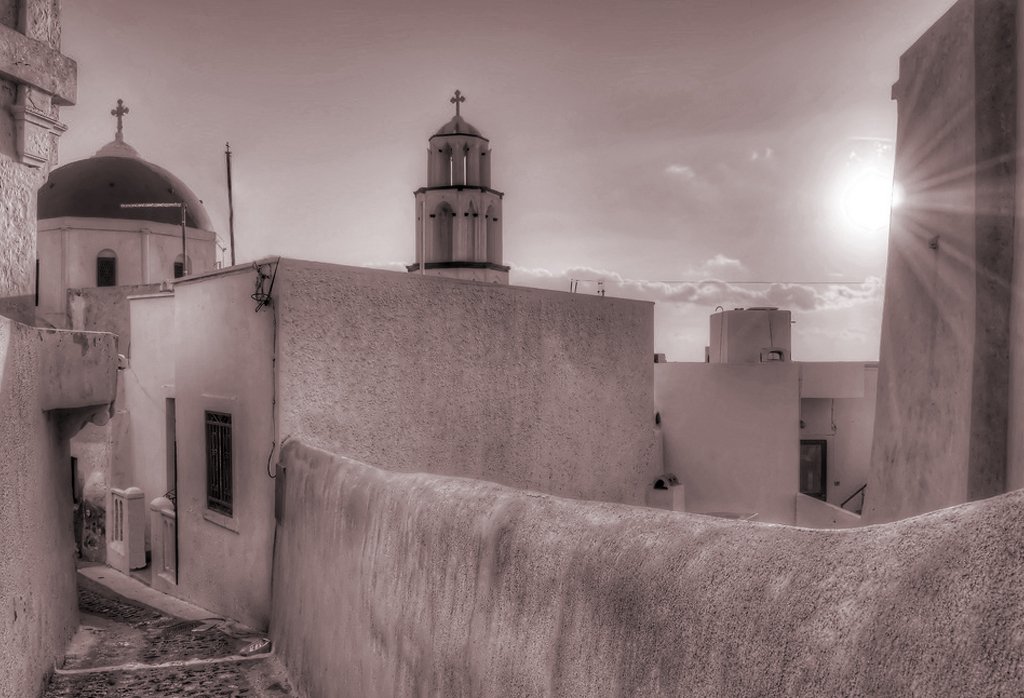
[226,143,236,266]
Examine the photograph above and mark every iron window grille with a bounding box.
[96,256,116,287]
[205,411,232,516]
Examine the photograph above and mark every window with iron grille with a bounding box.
[96,251,117,287]
[205,411,232,516]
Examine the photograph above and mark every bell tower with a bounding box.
[408,91,509,284]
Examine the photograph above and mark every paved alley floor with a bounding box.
[43,579,294,697]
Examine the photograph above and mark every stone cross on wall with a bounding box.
[450,90,465,117]
[0,0,77,168]
[111,98,129,140]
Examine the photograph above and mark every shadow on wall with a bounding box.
[270,441,1024,698]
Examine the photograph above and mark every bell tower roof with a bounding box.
[432,114,484,138]
[431,89,487,140]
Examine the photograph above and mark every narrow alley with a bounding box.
[43,572,294,697]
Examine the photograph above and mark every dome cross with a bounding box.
[111,99,129,140]
[450,90,466,117]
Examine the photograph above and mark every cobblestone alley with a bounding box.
[42,579,294,697]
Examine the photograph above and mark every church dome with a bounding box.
[39,139,214,230]
[432,114,484,138]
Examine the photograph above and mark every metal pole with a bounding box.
[226,143,236,266]
[181,204,187,275]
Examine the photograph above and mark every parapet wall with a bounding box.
[271,441,1024,698]
[0,318,80,698]
[274,260,657,505]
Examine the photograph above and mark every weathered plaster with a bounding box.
[0,317,78,697]
[65,283,162,352]
[271,441,1024,698]
[0,155,45,298]
[868,0,1017,523]
[0,24,75,105]
[274,259,657,506]
[0,6,85,694]
[38,328,118,410]
[1011,0,1024,492]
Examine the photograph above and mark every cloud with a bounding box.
[665,163,696,179]
[688,253,746,278]
[510,264,883,313]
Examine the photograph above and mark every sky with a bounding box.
[58,0,953,360]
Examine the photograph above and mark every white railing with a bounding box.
[150,496,177,590]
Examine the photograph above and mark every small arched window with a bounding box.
[485,206,498,263]
[96,249,117,287]
[174,254,192,279]
[434,203,454,261]
[442,144,454,185]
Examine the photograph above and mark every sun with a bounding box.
[840,167,894,232]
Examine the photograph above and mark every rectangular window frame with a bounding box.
[97,256,116,287]
[205,410,233,517]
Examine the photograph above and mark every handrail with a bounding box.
[840,484,867,511]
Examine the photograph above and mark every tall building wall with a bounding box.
[0,3,84,694]
[867,0,1018,523]
[276,259,657,506]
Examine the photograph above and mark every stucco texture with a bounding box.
[1009,0,1024,494]
[0,317,78,698]
[274,259,656,505]
[869,0,1017,523]
[171,270,276,629]
[271,441,1024,698]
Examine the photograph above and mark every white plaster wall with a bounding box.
[799,365,877,508]
[271,441,1024,698]
[37,217,217,323]
[1009,0,1024,494]
[171,270,275,629]
[868,0,1016,523]
[0,318,78,697]
[655,362,800,524]
[273,259,657,505]
[124,293,176,546]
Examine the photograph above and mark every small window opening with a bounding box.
[174,254,191,279]
[206,411,233,516]
[96,250,117,287]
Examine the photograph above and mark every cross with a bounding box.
[111,98,129,137]
[450,90,465,117]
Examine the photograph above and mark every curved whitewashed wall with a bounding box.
[272,441,1024,698]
